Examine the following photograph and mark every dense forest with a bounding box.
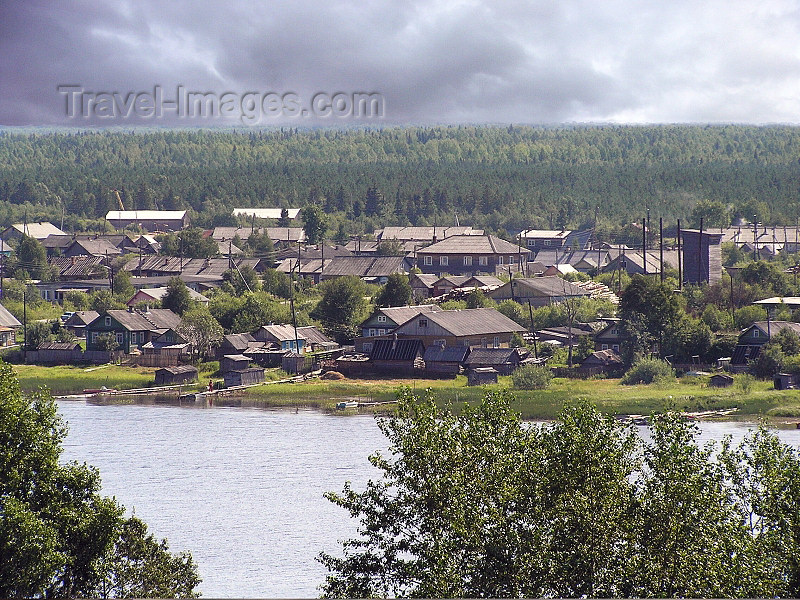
[0,125,798,237]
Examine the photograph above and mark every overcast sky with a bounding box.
[2,0,800,127]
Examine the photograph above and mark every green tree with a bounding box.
[24,321,52,350]
[11,235,50,281]
[689,199,730,228]
[177,307,223,361]
[111,268,134,298]
[222,265,261,296]
[302,203,328,245]
[262,268,293,299]
[311,276,367,343]
[0,361,199,597]
[374,273,412,308]
[161,277,194,316]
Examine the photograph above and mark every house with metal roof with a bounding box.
[369,338,425,374]
[253,324,306,353]
[1,222,67,243]
[63,311,100,338]
[423,344,470,377]
[386,308,524,349]
[731,321,800,367]
[416,235,529,276]
[86,308,182,353]
[63,238,122,258]
[356,305,442,353]
[464,347,527,375]
[126,286,209,308]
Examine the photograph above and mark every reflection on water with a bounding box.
[57,400,800,598]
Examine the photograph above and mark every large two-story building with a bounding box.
[415,235,529,276]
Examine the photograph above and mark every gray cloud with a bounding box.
[1,0,799,126]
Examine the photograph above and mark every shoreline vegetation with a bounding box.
[17,363,800,424]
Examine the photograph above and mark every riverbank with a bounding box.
[22,363,800,421]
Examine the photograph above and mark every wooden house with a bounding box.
[416,235,529,276]
[254,324,306,353]
[369,338,425,375]
[154,365,199,386]
[220,354,252,373]
[581,349,624,373]
[594,318,625,352]
[487,276,591,307]
[409,273,439,300]
[356,305,441,353]
[732,321,800,367]
[30,341,83,364]
[85,308,182,353]
[709,373,735,388]
[0,303,22,347]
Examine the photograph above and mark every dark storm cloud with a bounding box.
[1,0,800,126]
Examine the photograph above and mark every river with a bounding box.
[57,399,800,598]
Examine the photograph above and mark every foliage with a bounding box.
[90,290,125,314]
[740,261,789,296]
[0,361,199,597]
[512,363,553,389]
[302,203,328,245]
[261,268,293,299]
[375,239,404,256]
[464,288,493,309]
[63,290,89,311]
[94,332,120,352]
[24,321,52,350]
[689,199,730,228]
[111,267,134,298]
[177,307,223,361]
[8,235,52,281]
[734,305,768,330]
[158,228,219,259]
[311,276,368,343]
[222,265,261,295]
[771,327,800,355]
[159,277,193,316]
[621,357,675,385]
[750,343,784,379]
[573,335,596,363]
[320,391,800,598]
[374,273,413,308]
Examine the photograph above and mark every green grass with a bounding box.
[13,364,159,395]
[15,363,800,421]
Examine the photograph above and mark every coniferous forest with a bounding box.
[0,125,798,237]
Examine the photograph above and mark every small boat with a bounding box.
[336,401,359,410]
[83,386,117,394]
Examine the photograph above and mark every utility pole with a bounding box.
[642,218,647,275]
[677,219,682,290]
[659,217,664,283]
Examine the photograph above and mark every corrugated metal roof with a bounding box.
[465,347,520,365]
[258,324,307,342]
[232,208,301,219]
[102,309,182,331]
[378,226,481,241]
[7,222,67,239]
[322,256,408,278]
[296,326,333,345]
[423,345,469,363]
[372,305,441,326]
[489,276,591,299]
[370,338,424,361]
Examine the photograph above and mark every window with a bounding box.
[116,333,123,345]
[363,342,373,353]
[753,330,760,338]
[601,343,609,350]
[440,256,448,266]
[377,315,386,322]
[131,332,137,344]
[105,316,111,326]
[527,239,535,247]
[479,256,488,266]
[434,339,446,347]
[481,337,487,348]
[543,239,551,246]
[92,332,99,343]
[497,256,503,265]
[612,344,620,352]
[463,256,472,266]
[419,318,428,328]
[508,255,515,264]
[378,329,386,336]
[611,328,619,335]
[369,328,376,337]
[424,256,432,265]
[493,336,500,348]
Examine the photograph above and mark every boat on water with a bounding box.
[336,401,359,410]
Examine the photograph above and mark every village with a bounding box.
[1,206,800,399]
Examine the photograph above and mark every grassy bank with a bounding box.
[16,363,800,421]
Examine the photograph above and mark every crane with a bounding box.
[113,189,125,211]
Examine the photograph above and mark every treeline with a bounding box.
[1,125,799,236]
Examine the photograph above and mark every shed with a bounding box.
[220,354,251,373]
[154,365,199,386]
[282,351,314,375]
[464,347,526,376]
[224,367,265,387]
[709,373,735,388]
[468,367,498,386]
[31,341,83,364]
[774,373,796,390]
[423,344,469,377]
[581,349,624,372]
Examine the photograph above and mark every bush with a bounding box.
[512,364,553,390]
[737,373,755,393]
[621,357,675,385]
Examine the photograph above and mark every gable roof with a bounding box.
[322,256,409,278]
[0,303,22,328]
[6,222,67,239]
[488,276,591,299]
[258,324,307,342]
[64,310,99,327]
[67,238,122,256]
[128,287,208,305]
[232,208,301,219]
[746,321,800,339]
[395,308,524,337]
[369,338,424,361]
[366,304,442,328]
[417,235,527,255]
[377,226,482,241]
[99,309,182,332]
[106,210,187,221]
[295,326,333,345]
